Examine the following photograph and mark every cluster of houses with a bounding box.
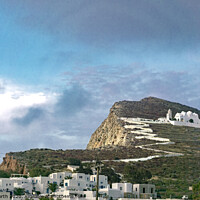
[0,170,157,200]
[158,109,200,128]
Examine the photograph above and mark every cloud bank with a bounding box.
[2,0,200,50]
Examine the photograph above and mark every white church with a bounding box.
[166,109,200,128]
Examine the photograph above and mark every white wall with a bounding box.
[90,175,108,189]
[170,121,200,128]
[112,183,133,193]
[133,184,156,198]
[100,188,123,200]
[0,178,14,191]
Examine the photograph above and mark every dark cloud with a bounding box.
[63,65,200,110]
[13,84,92,126]
[2,0,200,49]
[13,107,44,126]
[55,84,91,117]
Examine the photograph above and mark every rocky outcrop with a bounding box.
[87,111,128,149]
[87,97,200,149]
[0,154,26,174]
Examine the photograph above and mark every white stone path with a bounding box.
[115,118,184,162]
[83,118,183,164]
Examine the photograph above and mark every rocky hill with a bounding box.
[0,154,26,174]
[0,97,200,198]
[87,97,200,149]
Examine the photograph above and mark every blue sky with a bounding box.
[0,0,200,158]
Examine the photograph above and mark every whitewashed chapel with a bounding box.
[166,109,200,128]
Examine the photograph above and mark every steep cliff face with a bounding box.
[87,111,129,149]
[0,154,26,174]
[87,97,200,149]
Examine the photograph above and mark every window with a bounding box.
[181,118,183,122]
[143,188,146,193]
[65,183,68,186]
[78,183,80,186]
[79,176,83,179]
[136,188,137,191]
[120,187,122,190]
[151,188,154,193]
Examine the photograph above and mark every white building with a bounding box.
[112,183,133,198]
[0,178,14,192]
[11,177,33,194]
[99,186,123,200]
[166,109,172,121]
[31,172,72,194]
[158,109,200,128]
[64,173,91,191]
[90,175,108,189]
[49,171,72,187]
[0,171,157,200]
[170,111,200,128]
[174,111,199,123]
[32,176,50,194]
[67,165,80,172]
[133,184,157,199]
[0,177,33,194]
[112,183,157,199]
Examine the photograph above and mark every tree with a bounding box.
[14,188,25,195]
[123,164,152,184]
[0,170,10,178]
[48,183,58,193]
[193,182,200,200]
[65,175,72,179]
[39,197,53,200]
[100,167,121,184]
[68,158,81,166]
[29,167,52,177]
[76,164,93,175]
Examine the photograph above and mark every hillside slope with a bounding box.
[87,97,200,149]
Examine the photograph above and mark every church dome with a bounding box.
[181,111,186,116]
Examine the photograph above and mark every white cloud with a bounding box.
[0,80,100,161]
[0,80,52,120]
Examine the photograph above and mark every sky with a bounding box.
[0,0,200,159]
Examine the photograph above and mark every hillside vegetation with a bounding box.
[0,97,200,198]
[106,123,200,199]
